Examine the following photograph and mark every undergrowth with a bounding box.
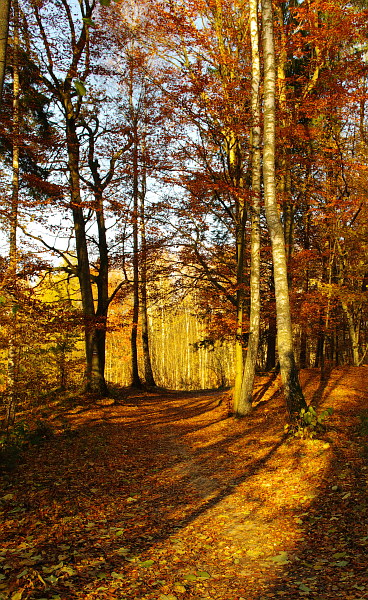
[0,419,54,470]
[285,405,334,439]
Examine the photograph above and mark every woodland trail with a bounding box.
[0,366,367,600]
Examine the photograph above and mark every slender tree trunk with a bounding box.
[299,329,307,369]
[141,286,155,386]
[236,0,261,416]
[84,116,129,396]
[314,310,324,368]
[6,0,19,427]
[266,312,277,370]
[299,189,311,368]
[31,0,104,393]
[225,129,245,409]
[0,0,10,102]
[261,0,306,418]
[130,114,142,388]
[140,147,156,387]
[66,119,105,394]
[336,242,361,367]
[94,190,109,395]
[9,0,19,259]
[341,300,360,366]
[276,5,294,274]
[334,327,339,367]
[233,284,244,408]
[232,147,246,408]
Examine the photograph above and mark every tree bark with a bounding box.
[275,4,294,275]
[0,0,10,103]
[130,81,142,388]
[84,124,110,396]
[261,0,307,418]
[65,117,106,394]
[341,300,360,366]
[266,312,277,371]
[5,0,19,426]
[94,189,109,395]
[230,129,246,410]
[31,0,107,394]
[140,142,156,387]
[237,0,261,416]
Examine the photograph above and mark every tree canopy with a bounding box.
[0,0,367,418]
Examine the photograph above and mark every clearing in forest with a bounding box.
[0,366,367,600]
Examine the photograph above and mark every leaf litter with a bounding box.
[0,366,368,599]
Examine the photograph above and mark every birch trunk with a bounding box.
[275,4,293,270]
[261,0,306,418]
[237,0,261,416]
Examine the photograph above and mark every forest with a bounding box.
[0,0,367,415]
[0,0,368,599]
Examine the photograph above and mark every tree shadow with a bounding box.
[1,368,367,599]
[250,385,368,599]
[252,370,281,405]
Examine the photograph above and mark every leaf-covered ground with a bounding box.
[1,366,368,600]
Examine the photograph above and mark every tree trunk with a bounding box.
[233,294,244,408]
[261,0,306,418]
[6,0,19,427]
[66,118,106,394]
[276,5,294,275]
[266,313,277,371]
[90,158,109,396]
[341,300,360,366]
[140,149,156,387]
[0,0,10,103]
[237,0,261,416]
[231,132,246,410]
[299,184,311,369]
[94,194,109,395]
[30,0,106,394]
[299,328,307,369]
[130,111,142,388]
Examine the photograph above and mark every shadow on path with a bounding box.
[0,367,367,599]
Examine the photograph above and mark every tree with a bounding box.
[261,0,306,418]
[22,0,136,394]
[139,127,156,387]
[5,0,19,425]
[141,0,253,402]
[236,0,261,416]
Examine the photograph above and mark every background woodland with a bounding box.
[0,0,368,421]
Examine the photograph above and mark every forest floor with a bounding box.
[0,366,368,600]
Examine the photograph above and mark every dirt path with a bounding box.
[0,367,367,600]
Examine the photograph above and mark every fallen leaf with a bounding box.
[268,552,290,565]
[196,571,211,579]
[2,494,14,501]
[298,583,311,593]
[139,559,155,568]
[111,571,125,579]
[183,574,197,581]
